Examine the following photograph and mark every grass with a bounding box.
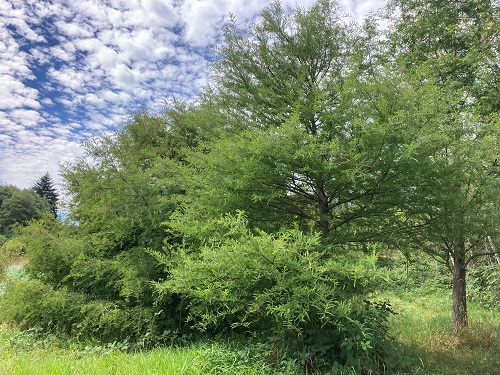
[2,291,498,375]
[0,330,274,375]
[0,346,195,375]
[381,290,500,375]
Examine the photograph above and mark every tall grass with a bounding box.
[380,290,500,375]
[2,290,498,375]
[0,330,274,375]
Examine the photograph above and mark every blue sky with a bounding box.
[0,0,384,194]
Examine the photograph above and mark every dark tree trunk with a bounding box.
[316,185,330,235]
[452,250,468,333]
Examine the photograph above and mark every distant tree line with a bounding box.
[0,172,58,236]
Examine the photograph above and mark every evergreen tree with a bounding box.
[32,173,59,218]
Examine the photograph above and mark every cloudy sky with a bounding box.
[0,0,384,193]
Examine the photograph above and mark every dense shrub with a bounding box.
[159,214,398,374]
[0,279,85,333]
[75,301,156,342]
[0,278,160,343]
[19,219,83,286]
[0,216,178,343]
[0,238,25,281]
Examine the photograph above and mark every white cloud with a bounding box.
[340,0,386,18]
[0,137,84,190]
[93,44,120,68]
[54,20,93,39]
[8,109,44,128]
[48,66,88,93]
[0,77,40,110]
[49,43,77,63]
[180,0,227,46]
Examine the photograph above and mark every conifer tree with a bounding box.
[32,173,59,218]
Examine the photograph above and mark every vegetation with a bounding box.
[0,0,499,374]
[1,258,499,374]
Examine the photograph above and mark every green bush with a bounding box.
[0,278,158,343]
[66,247,159,305]
[0,215,179,343]
[75,301,155,342]
[0,279,85,333]
[159,214,399,374]
[19,219,83,286]
[468,264,500,309]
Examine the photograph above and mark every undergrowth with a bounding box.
[1,253,498,374]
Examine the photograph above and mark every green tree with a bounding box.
[386,0,500,332]
[396,106,500,332]
[1,99,224,342]
[386,0,500,114]
[0,185,49,236]
[62,101,217,255]
[32,173,59,218]
[177,0,455,247]
[158,2,463,370]
[58,109,192,332]
[1,103,218,341]
[0,185,49,279]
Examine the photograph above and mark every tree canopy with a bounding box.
[385,0,500,331]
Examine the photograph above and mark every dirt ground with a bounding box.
[9,257,28,267]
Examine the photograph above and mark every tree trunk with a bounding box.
[452,252,468,333]
[316,184,330,235]
[486,236,500,265]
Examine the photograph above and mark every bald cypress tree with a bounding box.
[32,173,59,218]
[385,0,500,333]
